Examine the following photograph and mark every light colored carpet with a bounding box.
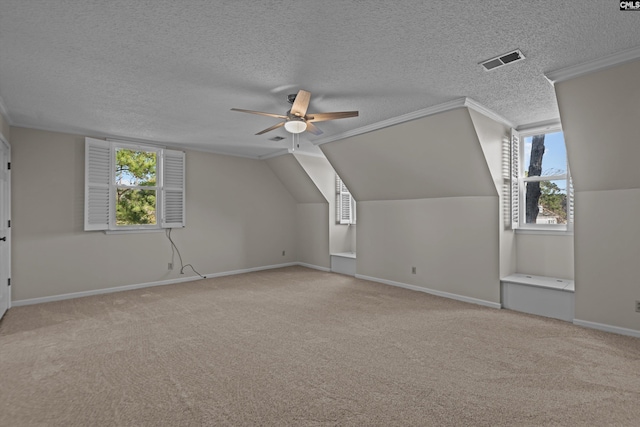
[1,266,639,426]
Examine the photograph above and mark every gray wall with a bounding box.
[555,58,640,331]
[11,127,298,301]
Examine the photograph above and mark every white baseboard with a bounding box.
[355,274,502,309]
[573,319,640,339]
[12,262,298,307]
[297,263,331,272]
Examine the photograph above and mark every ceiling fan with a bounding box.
[231,89,358,136]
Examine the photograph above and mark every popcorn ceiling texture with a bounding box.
[0,0,638,157]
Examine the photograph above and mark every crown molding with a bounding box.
[258,148,290,160]
[0,94,13,125]
[463,98,514,129]
[516,118,562,134]
[545,44,640,84]
[311,97,516,146]
[311,97,468,146]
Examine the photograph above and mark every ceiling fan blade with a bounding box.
[305,122,323,136]
[290,90,311,117]
[255,121,285,135]
[231,108,287,119]
[306,111,359,122]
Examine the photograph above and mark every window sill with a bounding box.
[104,228,166,235]
[515,228,573,236]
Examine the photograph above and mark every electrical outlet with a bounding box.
[282,250,286,256]
[411,266,416,274]
[168,263,173,270]
[635,300,640,313]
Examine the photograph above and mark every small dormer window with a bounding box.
[507,127,573,232]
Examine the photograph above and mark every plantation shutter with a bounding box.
[567,172,574,227]
[84,137,112,231]
[510,129,520,229]
[162,150,185,228]
[502,136,511,228]
[336,174,354,225]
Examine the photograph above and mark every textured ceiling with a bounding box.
[0,1,639,158]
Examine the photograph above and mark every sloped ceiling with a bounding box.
[321,107,496,201]
[554,59,640,192]
[265,154,326,203]
[0,1,639,158]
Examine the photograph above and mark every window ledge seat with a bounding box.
[501,274,574,322]
[330,252,356,276]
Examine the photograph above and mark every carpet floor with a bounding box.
[1,266,639,426]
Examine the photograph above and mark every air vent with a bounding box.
[480,49,525,71]
[269,136,285,141]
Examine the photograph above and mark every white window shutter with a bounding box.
[84,138,112,231]
[502,136,511,228]
[336,174,342,224]
[162,149,185,228]
[567,172,574,226]
[510,129,520,229]
[336,174,354,225]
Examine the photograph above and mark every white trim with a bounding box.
[573,319,640,339]
[501,273,574,292]
[312,98,468,146]
[11,262,297,307]
[12,275,204,306]
[4,122,267,160]
[516,119,562,134]
[515,228,573,236]
[355,274,502,309]
[298,262,331,272]
[106,138,168,150]
[463,98,514,129]
[0,94,12,125]
[545,44,640,84]
[258,148,290,160]
[312,97,514,146]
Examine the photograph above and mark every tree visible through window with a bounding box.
[115,148,158,226]
[84,137,185,231]
[510,129,572,229]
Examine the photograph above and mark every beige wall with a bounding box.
[11,127,298,301]
[322,108,496,201]
[265,154,331,267]
[555,59,640,331]
[515,234,574,279]
[468,109,516,279]
[265,154,325,203]
[294,154,354,254]
[357,197,500,304]
[296,203,330,268]
[322,107,501,304]
[573,189,640,329]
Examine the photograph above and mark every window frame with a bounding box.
[84,137,185,232]
[511,126,573,233]
[113,142,162,230]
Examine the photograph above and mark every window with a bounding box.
[509,128,573,231]
[336,174,356,225]
[85,138,185,231]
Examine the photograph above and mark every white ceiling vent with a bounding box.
[480,49,525,71]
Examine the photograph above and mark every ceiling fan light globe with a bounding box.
[284,120,307,134]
